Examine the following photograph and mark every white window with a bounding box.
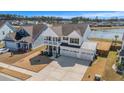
[70,38,79,44]
[63,37,68,40]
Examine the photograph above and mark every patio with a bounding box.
[13,54,53,72]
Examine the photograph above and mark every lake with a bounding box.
[88,29,124,41]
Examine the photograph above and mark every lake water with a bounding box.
[88,29,124,41]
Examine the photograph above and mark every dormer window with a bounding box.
[70,38,79,44]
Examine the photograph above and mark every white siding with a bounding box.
[5,41,18,51]
[68,31,82,46]
[82,25,91,41]
[0,23,15,41]
[32,32,44,49]
[42,28,58,37]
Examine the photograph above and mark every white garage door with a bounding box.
[6,42,18,50]
[61,49,94,61]
[80,52,94,61]
[60,49,78,58]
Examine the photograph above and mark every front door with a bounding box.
[21,43,28,51]
[49,46,53,56]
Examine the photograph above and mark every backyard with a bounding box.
[82,51,124,81]
[82,56,106,81]
[103,51,124,80]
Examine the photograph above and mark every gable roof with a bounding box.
[51,25,63,36]
[0,20,6,28]
[5,24,48,43]
[0,20,16,32]
[22,24,47,41]
[62,24,88,36]
[50,24,88,36]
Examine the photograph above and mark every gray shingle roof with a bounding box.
[5,24,48,43]
[51,24,88,36]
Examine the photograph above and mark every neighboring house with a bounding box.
[119,33,124,63]
[0,21,16,41]
[4,24,47,51]
[41,24,97,61]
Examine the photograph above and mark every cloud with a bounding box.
[81,11,124,18]
[51,11,124,19]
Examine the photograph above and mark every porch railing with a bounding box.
[44,40,61,46]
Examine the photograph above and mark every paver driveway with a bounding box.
[27,56,91,81]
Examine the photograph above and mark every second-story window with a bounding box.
[49,37,51,41]
[58,37,61,41]
[53,37,56,41]
[63,37,68,40]
[70,38,79,44]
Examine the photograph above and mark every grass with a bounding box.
[13,54,52,72]
[82,56,107,81]
[103,51,124,81]
[0,68,31,80]
[83,51,124,81]
[0,45,46,64]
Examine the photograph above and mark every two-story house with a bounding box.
[4,24,47,51]
[0,21,16,42]
[41,24,97,61]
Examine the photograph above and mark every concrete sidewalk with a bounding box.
[0,62,36,76]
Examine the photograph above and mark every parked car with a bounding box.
[0,48,9,54]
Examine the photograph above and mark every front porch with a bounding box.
[17,42,32,53]
[43,45,60,58]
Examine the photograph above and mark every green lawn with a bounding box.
[103,51,124,81]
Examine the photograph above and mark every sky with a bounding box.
[0,11,124,19]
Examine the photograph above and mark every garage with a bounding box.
[60,47,79,58]
[60,41,97,61]
[80,51,95,61]
[80,41,97,61]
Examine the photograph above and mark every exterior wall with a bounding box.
[32,31,44,49]
[5,41,18,51]
[42,28,58,37]
[121,41,124,49]
[82,25,92,41]
[41,28,60,46]
[67,31,82,46]
[0,23,15,41]
[32,27,57,49]
[61,36,68,43]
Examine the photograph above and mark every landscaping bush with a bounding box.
[116,62,124,71]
